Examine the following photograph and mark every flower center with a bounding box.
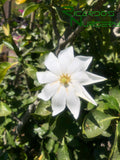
[59,74,71,85]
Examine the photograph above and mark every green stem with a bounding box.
[108,120,118,160]
[10,36,21,57]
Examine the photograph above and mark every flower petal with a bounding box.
[67,56,92,74]
[52,86,66,116]
[71,71,106,86]
[82,71,106,85]
[77,56,92,70]
[66,85,80,119]
[38,82,60,101]
[71,71,87,83]
[44,52,61,75]
[58,46,74,73]
[73,83,97,105]
[36,71,58,84]
[67,57,82,74]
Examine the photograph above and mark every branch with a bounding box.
[50,7,60,40]
[29,12,35,30]
[16,97,39,134]
[55,0,106,54]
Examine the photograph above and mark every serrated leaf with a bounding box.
[0,102,11,117]
[22,3,39,17]
[82,110,113,138]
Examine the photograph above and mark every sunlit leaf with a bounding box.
[34,100,51,116]
[5,130,15,147]
[2,23,10,36]
[82,110,113,138]
[0,102,11,117]
[109,86,120,106]
[3,41,14,50]
[0,62,18,84]
[45,139,55,153]
[22,3,39,17]
[101,94,120,112]
[34,123,49,138]
[25,64,37,79]
[21,96,37,107]
[57,138,70,160]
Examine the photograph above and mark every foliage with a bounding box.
[0,0,120,159]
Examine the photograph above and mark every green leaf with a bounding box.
[3,41,14,50]
[0,62,18,84]
[101,130,111,137]
[21,96,37,107]
[22,3,39,17]
[5,130,15,147]
[87,102,95,111]
[82,110,113,138]
[34,100,51,116]
[57,138,70,160]
[34,123,49,138]
[101,94,120,112]
[109,86,120,106]
[0,102,11,117]
[97,101,110,112]
[46,139,55,153]
[31,47,49,54]
[25,64,37,80]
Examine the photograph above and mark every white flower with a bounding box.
[36,46,106,119]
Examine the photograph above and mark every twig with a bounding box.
[50,7,60,40]
[29,12,35,30]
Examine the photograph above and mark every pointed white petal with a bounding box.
[38,82,60,101]
[71,71,106,86]
[44,52,61,75]
[81,71,106,86]
[58,46,74,73]
[52,86,66,116]
[36,71,58,84]
[66,85,80,119]
[77,56,93,70]
[74,83,97,105]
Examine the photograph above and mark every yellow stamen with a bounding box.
[59,74,71,85]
